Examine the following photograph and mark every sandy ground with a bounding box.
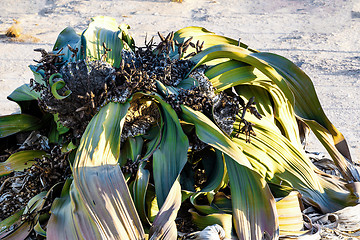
[0,0,359,159]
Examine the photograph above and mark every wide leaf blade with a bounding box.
[0,150,46,176]
[232,114,357,212]
[47,179,102,240]
[149,180,182,240]
[189,44,295,106]
[0,114,42,138]
[52,26,81,63]
[181,106,278,240]
[81,16,132,68]
[152,96,189,208]
[253,52,358,180]
[7,84,40,102]
[73,102,145,239]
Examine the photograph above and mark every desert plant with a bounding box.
[0,16,359,240]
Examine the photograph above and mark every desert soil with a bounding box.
[0,0,359,160]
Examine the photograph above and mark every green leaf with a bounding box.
[143,125,162,161]
[49,73,72,100]
[205,60,259,92]
[6,84,42,116]
[119,136,144,166]
[81,16,132,68]
[146,184,160,223]
[0,221,31,240]
[205,60,248,79]
[0,209,24,235]
[72,102,145,239]
[189,44,295,107]
[234,84,301,148]
[0,150,46,176]
[53,113,69,135]
[7,84,40,102]
[47,178,102,239]
[149,180,182,240]
[181,106,278,239]
[225,155,279,239]
[29,65,45,85]
[232,114,356,212]
[177,77,198,90]
[0,114,42,138]
[132,161,151,226]
[190,192,231,215]
[174,26,256,59]
[33,221,47,237]
[189,208,233,239]
[252,52,358,181]
[52,26,81,63]
[0,192,47,239]
[198,148,228,193]
[181,105,252,169]
[152,96,189,208]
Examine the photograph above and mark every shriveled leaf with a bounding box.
[280,227,321,240]
[304,119,360,182]
[0,150,46,176]
[331,204,360,234]
[0,114,42,138]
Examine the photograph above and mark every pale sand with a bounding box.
[0,0,359,159]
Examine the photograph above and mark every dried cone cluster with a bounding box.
[0,144,71,221]
[32,33,253,148]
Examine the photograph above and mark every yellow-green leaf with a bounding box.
[0,150,46,176]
